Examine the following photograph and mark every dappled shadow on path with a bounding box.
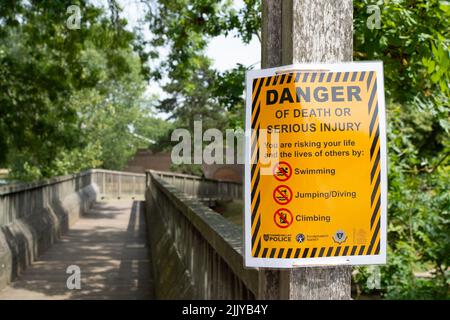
[0,201,154,300]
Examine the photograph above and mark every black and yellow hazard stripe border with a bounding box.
[244,63,387,268]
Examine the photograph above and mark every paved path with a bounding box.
[0,201,154,300]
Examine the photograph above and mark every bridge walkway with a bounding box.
[0,201,153,300]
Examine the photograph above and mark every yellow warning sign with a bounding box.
[244,62,387,268]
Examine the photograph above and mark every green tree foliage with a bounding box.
[0,0,168,179]
[143,0,255,131]
[354,0,449,299]
[158,55,228,129]
[133,103,175,152]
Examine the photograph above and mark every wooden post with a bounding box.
[258,0,353,300]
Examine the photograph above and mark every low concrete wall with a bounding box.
[145,171,257,299]
[153,171,242,201]
[91,169,145,200]
[0,172,99,290]
[0,169,147,291]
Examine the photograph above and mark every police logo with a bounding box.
[296,233,305,243]
[333,230,347,244]
[264,234,291,242]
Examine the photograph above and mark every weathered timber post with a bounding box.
[258,0,353,300]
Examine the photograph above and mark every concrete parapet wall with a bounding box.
[0,183,98,290]
[145,171,257,299]
[0,169,147,291]
[153,170,243,201]
[0,169,148,291]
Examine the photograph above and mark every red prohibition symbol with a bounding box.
[273,161,292,181]
[274,208,293,228]
[273,185,293,205]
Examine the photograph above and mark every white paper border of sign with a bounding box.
[244,61,387,268]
